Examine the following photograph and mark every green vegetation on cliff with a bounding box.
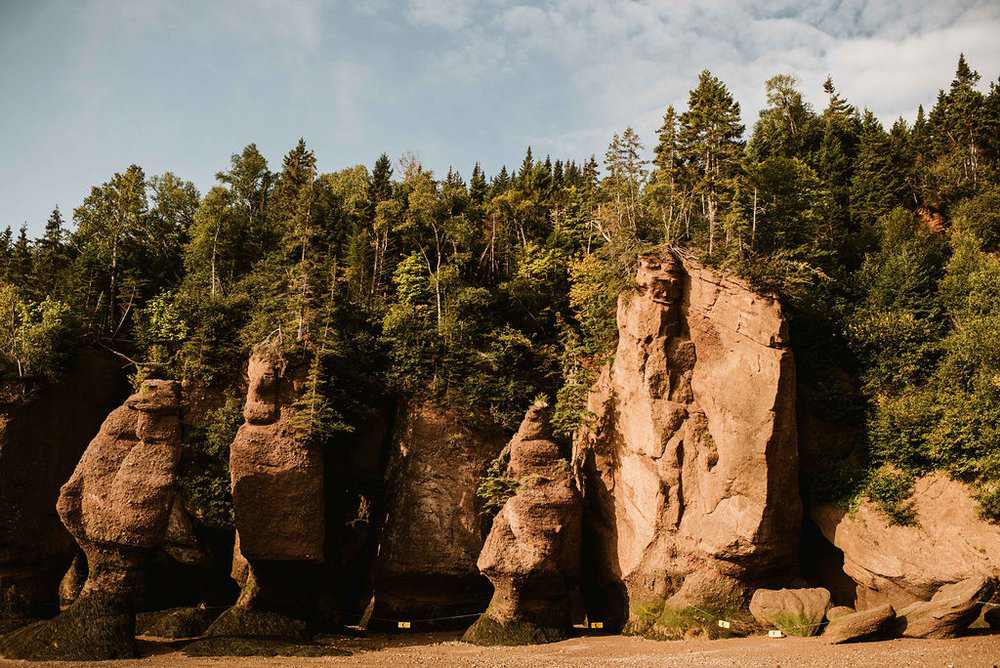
[2,56,999,520]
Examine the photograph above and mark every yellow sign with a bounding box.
[590,621,604,629]
[398,621,411,629]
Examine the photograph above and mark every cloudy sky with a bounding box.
[2,0,998,236]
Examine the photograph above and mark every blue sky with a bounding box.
[2,0,999,236]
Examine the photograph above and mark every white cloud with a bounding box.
[406,0,476,30]
[393,0,1000,158]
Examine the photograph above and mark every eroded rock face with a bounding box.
[812,475,1000,609]
[892,576,995,639]
[228,351,323,620]
[0,380,181,661]
[464,402,581,645]
[0,350,128,621]
[373,400,507,627]
[231,352,323,563]
[575,251,799,629]
[57,380,182,606]
[749,587,830,637]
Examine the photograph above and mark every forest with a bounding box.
[2,54,999,525]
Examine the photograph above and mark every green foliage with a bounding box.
[178,396,243,528]
[951,186,1000,252]
[806,458,864,510]
[863,467,918,526]
[476,445,516,516]
[0,282,75,384]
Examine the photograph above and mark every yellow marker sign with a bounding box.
[590,621,603,629]
[768,629,784,638]
[398,621,411,629]
[717,620,731,629]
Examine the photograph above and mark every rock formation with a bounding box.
[0,350,127,624]
[373,399,507,628]
[575,251,799,630]
[822,604,896,644]
[826,605,853,622]
[891,576,995,639]
[136,606,221,639]
[812,475,1000,608]
[0,380,181,661]
[749,587,830,637]
[463,401,581,645]
[226,350,323,621]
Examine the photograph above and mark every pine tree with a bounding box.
[11,224,31,279]
[40,207,64,250]
[851,111,906,227]
[650,105,689,241]
[469,163,487,205]
[31,207,70,295]
[270,139,319,343]
[679,70,745,254]
[517,147,534,185]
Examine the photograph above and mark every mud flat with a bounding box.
[2,631,999,668]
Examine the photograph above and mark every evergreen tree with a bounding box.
[851,111,907,228]
[679,70,745,254]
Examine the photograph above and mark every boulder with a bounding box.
[575,251,799,631]
[0,380,181,661]
[826,605,854,622]
[464,401,581,645]
[227,350,324,623]
[186,606,345,658]
[373,400,507,628]
[136,606,221,638]
[892,576,995,639]
[812,475,1000,608]
[749,587,830,637]
[822,604,895,644]
[0,350,128,622]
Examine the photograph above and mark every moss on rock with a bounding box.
[202,606,308,641]
[625,600,754,641]
[462,615,568,646]
[0,597,135,661]
[0,618,36,635]
[136,606,221,639]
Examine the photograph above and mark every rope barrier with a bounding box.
[318,593,999,634]
[319,607,488,627]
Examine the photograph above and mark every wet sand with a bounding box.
[3,630,998,668]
